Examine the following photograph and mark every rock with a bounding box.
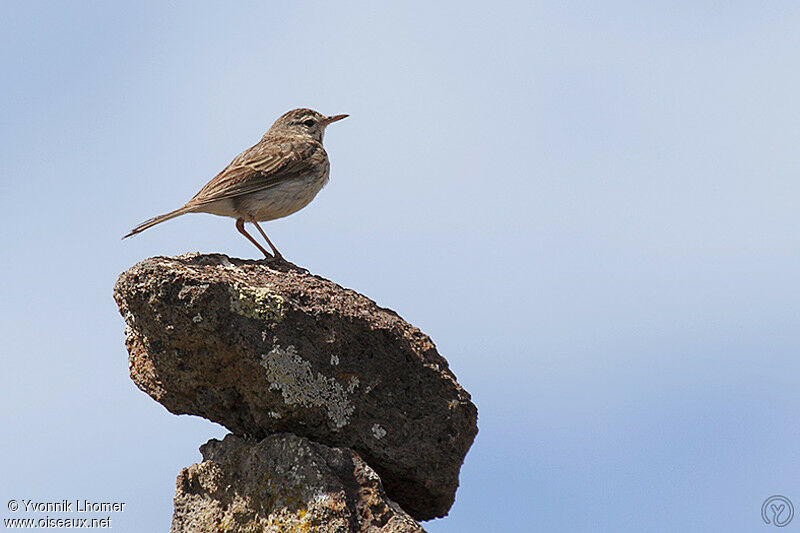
[114,253,477,520]
[171,433,425,533]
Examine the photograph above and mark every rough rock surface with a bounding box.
[114,253,477,520]
[171,433,424,533]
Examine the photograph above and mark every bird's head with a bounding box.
[268,108,348,143]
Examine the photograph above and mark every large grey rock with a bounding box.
[114,253,477,520]
[171,433,424,533]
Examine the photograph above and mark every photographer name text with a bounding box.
[12,500,125,513]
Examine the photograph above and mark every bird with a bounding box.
[123,108,348,259]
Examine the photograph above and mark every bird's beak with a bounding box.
[324,114,349,125]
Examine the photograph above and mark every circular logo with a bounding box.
[762,495,794,527]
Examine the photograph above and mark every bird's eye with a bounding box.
[303,119,315,127]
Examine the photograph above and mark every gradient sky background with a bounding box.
[2,2,800,531]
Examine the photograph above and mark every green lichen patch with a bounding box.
[229,284,284,322]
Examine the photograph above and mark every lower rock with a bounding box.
[171,433,424,533]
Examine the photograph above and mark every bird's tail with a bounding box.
[123,206,192,239]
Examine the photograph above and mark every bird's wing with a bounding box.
[187,137,322,207]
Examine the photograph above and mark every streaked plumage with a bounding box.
[123,108,347,259]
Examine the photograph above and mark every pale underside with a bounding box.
[192,170,330,222]
[185,134,330,222]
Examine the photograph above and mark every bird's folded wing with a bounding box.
[187,138,319,206]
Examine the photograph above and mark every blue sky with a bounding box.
[2,2,800,531]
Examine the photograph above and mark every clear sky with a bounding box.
[2,2,800,531]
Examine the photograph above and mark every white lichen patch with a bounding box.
[371,423,387,440]
[347,376,360,393]
[311,491,336,508]
[229,284,284,322]
[192,313,203,323]
[330,354,339,366]
[261,345,354,429]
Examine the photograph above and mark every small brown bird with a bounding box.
[124,108,347,259]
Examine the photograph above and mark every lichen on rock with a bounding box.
[260,345,355,429]
[229,283,284,322]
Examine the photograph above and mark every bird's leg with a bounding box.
[235,219,272,258]
[252,221,283,259]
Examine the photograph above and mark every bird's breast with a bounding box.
[241,167,329,222]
